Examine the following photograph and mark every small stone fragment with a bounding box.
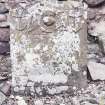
[43,16,55,26]
[0,14,7,22]
[84,0,105,7]
[88,9,96,20]
[16,96,27,105]
[0,55,11,73]
[34,99,43,105]
[0,28,10,42]
[7,0,18,9]
[0,21,9,27]
[98,36,105,54]
[99,57,105,64]
[0,42,10,54]
[88,43,100,55]
[0,81,11,96]
[0,3,8,14]
[0,91,6,105]
[87,61,105,80]
[0,72,11,80]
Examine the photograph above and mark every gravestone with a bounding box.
[8,0,87,96]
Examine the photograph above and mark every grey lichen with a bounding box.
[9,0,87,96]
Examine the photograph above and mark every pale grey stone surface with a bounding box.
[9,0,87,96]
[0,92,6,105]
[88,61,105,80]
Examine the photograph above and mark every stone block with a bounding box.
[9,0,87,96]
[0,27,10,41]
[88,61,105,80]
[0,3,8,14]
[0,42,10,54]
[0,14,7,22]
[84,0,105,7]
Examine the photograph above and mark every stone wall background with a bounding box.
[0,0,105,105]
[0,1,11,104]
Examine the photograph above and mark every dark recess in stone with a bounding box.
[87,34,99,43]
[87,67,92,82]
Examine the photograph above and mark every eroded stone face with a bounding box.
[9,0,87,96]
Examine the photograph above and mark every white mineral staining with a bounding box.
[89,21,105,37]
[83,3,88,20]
[47,86,68,95]
[43,16,55,26]
[72,97,80,105]
[25,53,40,67]
[16,96,27,105]
[29,73,67,84]
[34,99,43,105]
[73,86,77,90]
[14,86,19,92]
[34,44,41,50]
[0,92,6,105]
[71,1,80,8]
[83,71,87,76]
[53,31,80,71]
[43,45,48,51]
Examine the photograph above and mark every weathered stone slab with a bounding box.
[9,0,87,96]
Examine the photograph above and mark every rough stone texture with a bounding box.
[87,61,105,80]
[0,27,10,42]
[84,0,105,7]
[87,0,105,81]
[0,92,6,105]
[87,5,105,54]
[0,21,9,27]
[0,1,11,105]
[0,3,8,14]
[0,0,104,105]
[0,14,7,22]
[0,42,10,54]
[9,0,87,96]
[0,55,11,72]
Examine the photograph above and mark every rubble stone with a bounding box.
[0,92,6,105]
[0,21,9,27]
[0,14,7,22]
[0,3,8,14]
[88,43,100,55]
[0,81,11,96]
[87,61,105,80]
[98,36,105,54]
[0,42,10,54]
[84,0,105,7]
[0,55,11,73]
[88,10,96,20]
[0,27,10,42]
